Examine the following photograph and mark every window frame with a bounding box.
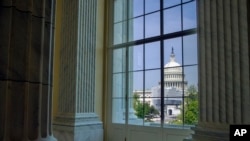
[108,0,198,128]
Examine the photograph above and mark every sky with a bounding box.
[113,0,198,91]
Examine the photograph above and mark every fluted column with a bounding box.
[191,0,250,141]
[0,0,56,141]
[53,0,103,141]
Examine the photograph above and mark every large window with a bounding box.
[110,0,197,128]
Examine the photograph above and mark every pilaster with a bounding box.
[191,0,250,140]
[53,0,103,141]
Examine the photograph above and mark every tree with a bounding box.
[184,85,198,124]
[133,93,159,120]
[171,85,198,125]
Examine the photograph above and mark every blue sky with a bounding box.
[131,0,197,90]
[131,34,198,90]
[113,0,198,90]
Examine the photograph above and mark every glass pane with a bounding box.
[145,69,161,91]
[183,34,197,65]
[145,0,160,13]
[183,85,198,125]
[183,94,198,126]
[112,98,126,123]
[164,37,183,67]
[113,48,126,73]
[128,97,144,125]
[114,21,127,45]
[128,71,144,125]
[164,6,181,34]
[129,45,144,71]
[114,0,127,22]
[164,100,183,126]
[145,12,160,38]
[145,42,160,69]
[129,0,144,18]
[184,66,198,88]
[164,0,181,8]
[183,1,197,30]
[112,73,126,98]
[144,69,161,126]
[129,17,144,41]
[129,71,144,93]
[130,96,161,126]
[112,72,126,124]
[164,78,184,126]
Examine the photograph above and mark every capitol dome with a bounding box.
[164,48,187,90]
[164,48,182,73]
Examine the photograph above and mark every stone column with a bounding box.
[0,0,56,141]
[191,0,250,141]
[53,0,103,141]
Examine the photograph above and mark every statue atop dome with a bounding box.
[170,47,175,62]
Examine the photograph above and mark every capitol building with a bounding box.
[135,48,188,120]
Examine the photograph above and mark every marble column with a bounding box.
[0,0,56,141]
[191,0,250,141]
[53,0,103,141]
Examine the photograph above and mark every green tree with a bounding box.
[184,85,198,124]
[133,93,159,120]
[171,85,198,125]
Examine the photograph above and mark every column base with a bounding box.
[53,113,103,141]
[191,126,229,141]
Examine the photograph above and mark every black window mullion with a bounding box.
[160,0,165,125]
[112,28,197,49]
[125,0,130,126]
[142,0,146,126]
[181,0,185,127]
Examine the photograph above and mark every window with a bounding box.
[110,0,197,128]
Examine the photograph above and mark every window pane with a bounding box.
[112,73,126,98]
[145,69,161,90]
[164,0,181,8]
[129,17,144,41]
[183,85,198,125]
[144,70,161,126]
[128,97,144,125]
[164,6,181,34]
[129,0,144,18]
[112,72,126,124]
[145,0,160,13]
[183,1,197,30]
[114,22,128,45]
[112,98,126,123]
[164,76,184,125]
[113,48,126,73]
[184,66,198,87]
[114,0,127,22]
[145,42,160,69]
[164,97,183,125]
[164,37,183,66]
[129,45,144,71]
[128,71,144,125]
[183,34,197,65]
[129,71,144,93]
[145,12,160,38]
